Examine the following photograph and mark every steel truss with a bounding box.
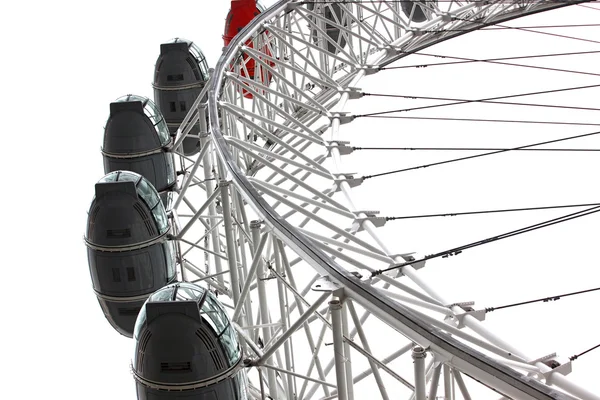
[165,1,599,399]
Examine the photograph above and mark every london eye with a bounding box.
[84,1,600,398]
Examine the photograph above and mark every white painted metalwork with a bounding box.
[163,1,600,399]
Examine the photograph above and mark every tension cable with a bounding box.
[363,130,600,180]
[485,286,600,313]
[371,204,600,277]
[385,202,600,221]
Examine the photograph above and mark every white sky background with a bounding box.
[3,0,600,399]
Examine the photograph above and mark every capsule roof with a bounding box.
[103,95,170,155]
[134,282,241,367]
[223,0,266,46]
[87,171,169,247]
[155,38,210,85]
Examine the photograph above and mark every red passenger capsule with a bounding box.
[224,0,273,98]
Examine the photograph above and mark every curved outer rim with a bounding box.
[207,1,589,398]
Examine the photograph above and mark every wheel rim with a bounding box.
[166,1,600,399]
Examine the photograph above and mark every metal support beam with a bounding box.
[231,232,269,322]
[453,368,473,400]
[251,220,278,399]
[412,346,427,400]
[330,298,348,400]
[429,364,442,400]
[444,363,454,400]
[341,304,354,400]
[274,239,296,400]
[176,187,220,238]
[219,180,240,303]
[260,364,336,389]
[256,292,330,364]
[172,137,209,210]
[346,300,389,400]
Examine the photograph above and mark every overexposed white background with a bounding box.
[2,1,599,399]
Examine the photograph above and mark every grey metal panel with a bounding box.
[154,40,209,156]
[136,372,246,399]
[86,175,176,337]
[98,296,148,338]
[104,101,163,154]
[104,153,176,194]
[88,181,159,247]
[88,243,174,296]
[103,97,176,195]
[133,283,245,399]
[88,243,177,338]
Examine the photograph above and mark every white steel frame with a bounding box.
[163,1,599,399]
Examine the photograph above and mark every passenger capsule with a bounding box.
[224,0,273,98]
[153,38,210,156]
[402,0,435,23]
[307,2,351,55]
[133,283,248,399]
[103,95,176,205]
[85,171,177,337]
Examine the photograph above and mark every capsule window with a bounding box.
[166,153,176,185]
[127,267,136,282]
[185,57,201,81]
[179,101,187,112]
[169,102,176,112]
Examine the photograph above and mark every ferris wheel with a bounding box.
[85,1,600,399]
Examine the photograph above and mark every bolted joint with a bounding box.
[250,220,263,230]
[333,173,364,192]
[350,210,386,233]
[540,356,573,381]
[411,28,425,37]
[412,346,427,360]
[313,276,342,293]
[326,140,354,156]
[360,66,379,75]
[329,112,354,125]
[444,302,486,329]
[339,87,363,100]
[329,299,342,311]
[440,12,452,22]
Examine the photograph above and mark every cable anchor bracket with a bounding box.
[332,173,364,192]
[313,276,344,297]
[329,112,354,125]
[326,140,354,156]
[351,210,387,233]
[444,302,486,328]
[339,87,363,100]
[528,353,573,379]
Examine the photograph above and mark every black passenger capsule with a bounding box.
[308,2,350,55]
[153,38,210,156]
[103,95,176,206]
[402,0,435,23]
[133,283,247,399]
[85,171,177,337]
